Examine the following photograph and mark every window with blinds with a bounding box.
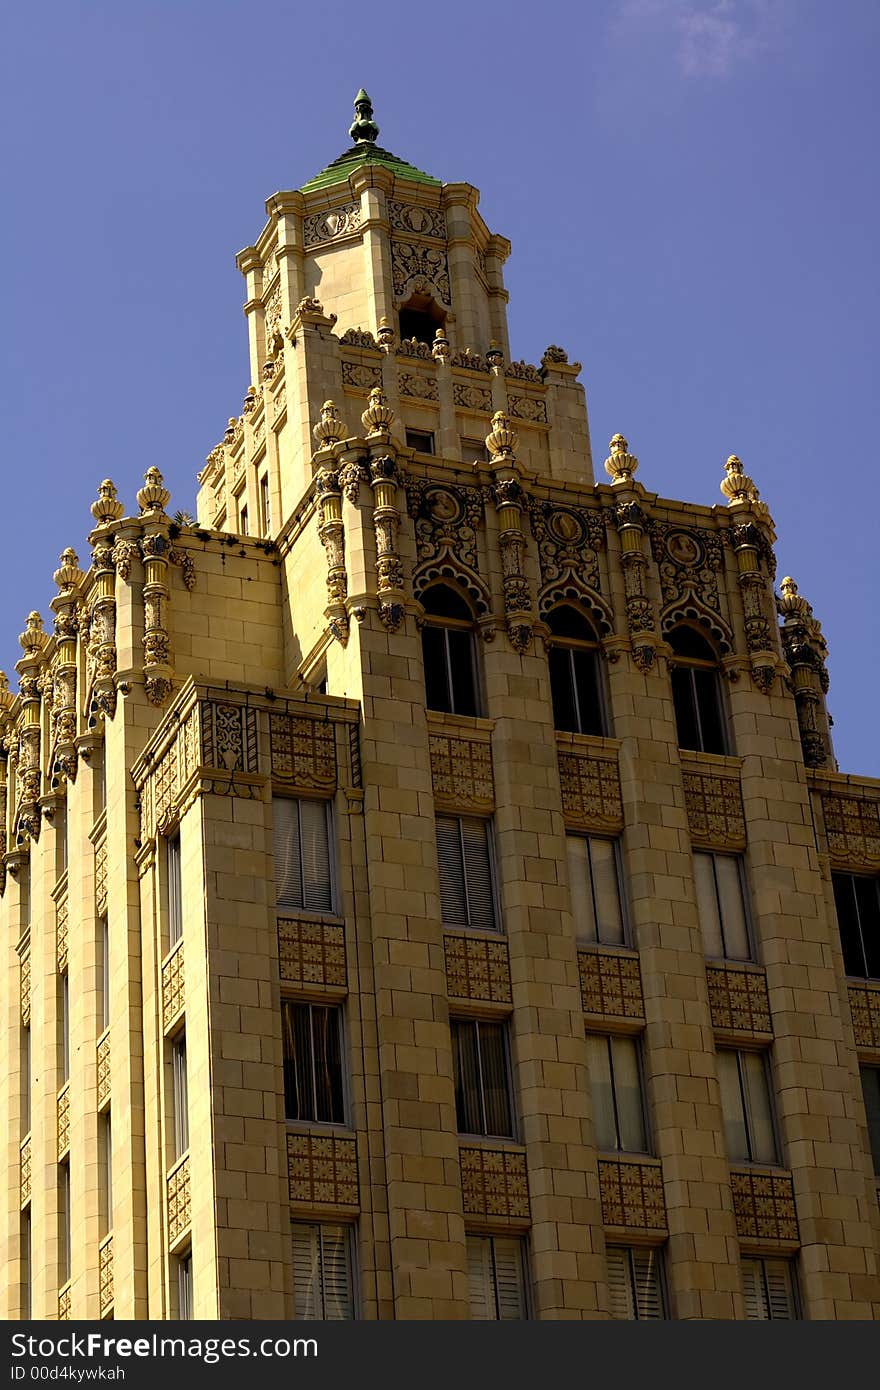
[166,831,183,948]
[281,1001,346,1124]
[566,836,626,945]
[451,1019,514,1137]
[467,1235,528,1319]
[831,872,880,979]
[292,1223,355,1319]
[586,1034,648,1153]
[860,1066,880,1176]
[717,1048,777,1164]
[694,851,751,960]
[273,798,335,914]
[741,1257,798,1319]
[606,1245,665,1319]
[177,1253,193,1320]
[172,1034,189,1159]
[435,815,497,932]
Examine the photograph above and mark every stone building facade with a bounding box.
[2,93,879,1321]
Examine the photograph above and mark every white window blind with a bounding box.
[717,1049,777,1164]
[292,1223,354,1320]
[436,816,496,931]
[274,798,334,913]
[606,1245,664,1319]
[586,1034,647,1153]
[741,1257,797,1319]
[566,836,624,945]
[694,852,750,959]
[467,1235,527,1320]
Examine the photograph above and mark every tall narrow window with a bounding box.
[172,1035,189,1159]
[56,803,68,878]
[421,584,480,717]
[166,832,182,948]
[717,1049,777,1164]
[566,836,625,945]
[668,626,728,755]
[260,474,271,536]
[22,1026,31,1135]
[239,503,249,536]
[586,1034,648,1153]
[741,1257,799,1319]
[177,1253,193,1320]
[694,852,751,960]
[859,1066,880,1177]
[282,1002,345,1125]
[96,747,106,815]
[467,1235,528,1320]
[291,1223,354,1320]
[21,1210,31,1319]
[606,1246,665,1319]
[831,873,880,979]
[273,798,334,914]
[100,917,110,1033]
[436,816,497,932]
[451,1019,513,1138]
[59,1163,71,1286]
[546,606,606,736]
[100,1112,113,1237]
[60,973,70,1084]
[21,862,30,929]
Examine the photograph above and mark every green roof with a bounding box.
[301,90,440,192]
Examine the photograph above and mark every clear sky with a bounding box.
[1,1,877,774]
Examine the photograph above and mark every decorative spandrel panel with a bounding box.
[287,1132,359,1209]
[598,1159,667,1232]
[99,1237,113,1314]
[167,1158,191,1245]
[730,1168,799,1244]
[460,1145,530,1222]
[269,712,336,792]
[20,952,30,1026]
[557,741,623,833]
[444,933,512,1005]
[162,945,185,1033]
[95,836,107,916]
[821,793,880,868]
[279,919,347,989]
[140,708,200,840]
[681,761,746,850]
[848,983,880,1053]
[429,731,494,812]
[57,1087,70,1159]
[579,949,645,1022]
[20,1138,30,1207]
[97,1033,111,1106]
[706,964,772,1036]
[56,895,69,972]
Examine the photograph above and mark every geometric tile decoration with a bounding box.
[848,982,880,1052]
[706,964,773,1036]
[97,1033,111,1107]
[58,1286,70,1321]
[95,836,108,916]
[162,944,185,1032]
[269,712,336,790]
[558,746,623,832]
[287,1132,359,1208]
[822,793,880,868]
[279,919,347,989]
[99,1236,114,1313]
[56,894,69,973]
[579,949,645,1021]
[57,1086,70,1159]
[167,1158,191,1245]
[20,951,30,1026]
[444,933,512,1004]
[429,733,494,811]
[598,1158,667,1231]
[20,1137,30,1207]
[729,1167,800,1244]
[682,768,747,850]
[460,1144,530,1221]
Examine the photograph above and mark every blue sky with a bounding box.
[1,1,878,773]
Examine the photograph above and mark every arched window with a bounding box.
[399,293,446,346]
[668,626,728,754]
[421,584,480,716]
[547,606,606,736]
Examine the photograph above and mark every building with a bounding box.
[2,91,879,1322]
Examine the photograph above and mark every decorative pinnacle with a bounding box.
[604,434,639,485]
[349,89,379,145]
[720,454,756,506]
[778,576,811,619]
[377,315,394,349]
[432,327,449,361]
[54,549,82,593]
[18,612,46,655]
[91,479,124,526]
[361,387,394,438]
[137,466,171,516]
[313,400,347,447]
[486,411,518,460]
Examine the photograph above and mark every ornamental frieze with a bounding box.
[648,520,725,616]
[303,202,361,248]
[821,792,880,867]
[508,394,548,424]
[388,201,447,240]
[598,1159,666,1231]
[269,711,336,790]
[342,361,383,392]
[729,1169,799,1243]
[460,1145,530,1222]
[444,933,512,1005]
[200,700,259,775]
[579,949,644,1021]
[287,1133,358,1208]
[399,371,439,401]
[706,964,772,1035]
[429,731,494,810]
[406,480,485,576]
[557,742,623,832]
[452,382,491,412]
[527,499,605,600]
[682,766,746,849]
[391,240,451,306]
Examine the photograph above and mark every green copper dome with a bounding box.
[301,90,440,192]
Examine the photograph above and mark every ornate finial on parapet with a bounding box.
[243,385,257,414]
[18,612,46,655]
[604,434,639,485]
[349,89,379,145]
[0,672,8,694]
[361,387,394,439]
[778,576,811,620]
[542,345,569,366]
[720,454,756,506]
[137,466,171,516]
[54,549,83,593]
[432,327,449,361]
[91,479,124,526]
[377,316,394,350]
[486,340,504,369]
[486,411,518,461]
[313,400,347,448]
[224,417,238,446]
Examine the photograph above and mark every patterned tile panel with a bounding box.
[162,944,185,1032]
[460,1145,530,1221]
[57,1087,70,1159]
[97,1033,111,1106]
[848,982,880,1052]
[444,933,512,1004]
[99,1237,113,1313]
[579,950,645,1021]
[429,733,494,811]
[167,1158,191,1245]
[682,769,746,849]
[287,1132,359,1208]
[56,895,69,972]
[278,919,347,989]
[20,952,30,1026]
[730,1168,799,1243]
[598,1158,667,1231]
[95,837,108,916]
[557,746,623,832]
[58,1286,70,1321]
[200,700,259,775]
[20,1137,30,1207]
[706,964,773,1035]
[269,712,336,790]
[822,793,880,867]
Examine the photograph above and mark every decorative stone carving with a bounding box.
[527,499,605,613]
[56,895,69,972]
[58,1288,70,1322]
[200,700,259,774]
[279,919,346,989]
[91,479,124,526]
[137,467,171,516]
[598,1159,667,1231]
[406,481,486,596]
[429,733,494,810]
[315,467,349,645]
[557,745,623,831]
[391,240,451,305]
[361,387,394,439]
[57,1086,70,1158]
[848,983,880,1051]
[509,394,548,423]
[162,944,185,1031]
[269,712,336,789]
[706,964,772,1035]
[50,551,83,788]
[431,328,450,361]
[506,359,543,382]
[397,338,433,359]
[97,1033,111,1105]
[682,766,747,849]
[339,327,377,349]
[604,433,639,485]
[14,613,47,844]
[487,413,533,652]
[388,201,447,240]
[99,1237,113,1313]
[778,577,833,768]
[287,1133,358,1207]
[140,517,173,706]
[400,371,440,401]
[369,455,406,633]
[20,1136,30,1207]
[169,547,196,592]
[608,454,656,671]
[541,345,569,366]
[451,349,490,372]
[453,382,491,411]
[304,201,361,247]
[342,361,383,391]
[648,522,725,619]
[111,539,140,582]
[444,933,512,1004]
[167,1158,191,1244]
[821,793,880,867]
[20,951,30,1027]
[313,400,347,448]
[729,1168,799,1243]
[376,316,395,349]
[460,1145,530,1221]
[579,949,645,1020]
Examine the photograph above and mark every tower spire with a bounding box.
[349,88,379,145]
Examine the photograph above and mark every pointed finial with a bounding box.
[19,612,46,655]
[604,434,639,485]
[137,466,171,515]
[313,401,347,447]
[486,411,518,460]
[778,576,810,619]
[54,549,83,593]
[720,454,756,506]
[349,89,379,145]
[377,315,394,350]
[361,387,394,439]
[91,479,124,525]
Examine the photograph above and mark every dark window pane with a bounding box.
[669,626,716,661]
[311,1007,345,1124]
[549,647,578,732]
[422,626,451,712]
[833,874,867,977]
[448,629,478,716]
[283,1002,314,1121]
[423,584,472,621]
[548,606,596,641]
[854,876,880,978]
[860,1068,880,1176]
[693,668,726,754]
[452,1021,483,1133]
[671,666,701,750]
[572,649,604,735]
[478,1022,513,1137]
